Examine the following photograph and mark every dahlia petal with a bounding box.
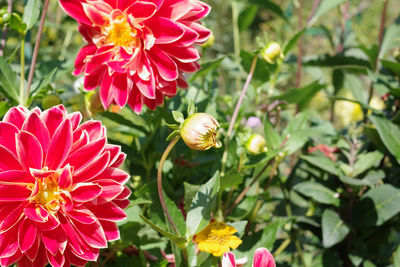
[143,95,157,110]
[22,112,50,154]
[32,243,48,267]
[100,72,114,109]
[149,47,178,81]
[0,182,31,201]
[24,203,48,223]
[18,217,37,252]
[36,214,60,232]
[16,131,43,171]
[127,86,143,114]
[158,81,177,96]
[84,66,105,90]
[59,0,91,25]
[104,144,121,166]
[67,208,96,224]
[182,1,211,21]
[67,250,89,266]
[100,220,120,241]
[45,118,72,170]
[46,250,65,267]
[0,122,19,154]
[175,60,199,72]
[74,152,110,183]
[66,137,106,172]
[16,256,33,267]
[85,47,113,74]
[71,131,89,154]
[93,167,129,184]
[158,43,200,63]
[69,112,83,131]
[96,179,124,201]
[0,247,22,266]
[134,75,156,99]
[126,1,157,21]
[115,186,131,200]
[113,199,130,209]
[3,106,29,129]
[0,170,33,183]
[74,44,97,74]
[58,215,86,256]
[58,164,73,189]
[159,0,192,21]
[173,23,200,47]
[40,106,66,137]
[74,120,104,142]
[87,202,127,222]
[0,222,19,258]
[0,202,24,232]
[0,144,22,171]
[71,183,103,202]
[25,237,40,261]
[110,152,126,168]
[82,2,111,26]
[151,17,185,44]
[189,22,212,43]
[111,73,129,107]
[222,252,236,267]
[73,219,107,248]
[41,228,67,256]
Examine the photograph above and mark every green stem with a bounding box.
[157,136,180,235]
[231,0,241,92]
[221,56,258,176]
[268,59,283,95]
[19,37,25,105]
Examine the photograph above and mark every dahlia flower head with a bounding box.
[60,0,211,113]
[0,105,130,267]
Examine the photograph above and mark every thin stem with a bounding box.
[19,38,25,105]
[26,0,50,99]
[368,0,389,104]
[221,56,258,176]
[0,0,12,56]
[231,0,241,92]
[295,0,303,89]
[273,238,291,258]
[157,136,180,235]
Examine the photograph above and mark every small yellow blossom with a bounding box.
[195,222,242,257]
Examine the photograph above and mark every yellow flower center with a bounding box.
[104,15,137,48]
[31,172,61,212]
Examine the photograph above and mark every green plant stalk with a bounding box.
[26,0,50,100]
[268,58,283,95]
[231,0,241,92]
[221,55,258,176]
[19,38,25,105]
[157,136,181,235]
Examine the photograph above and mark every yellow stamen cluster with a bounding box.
[31,172,62,212]
[104,15,137,49]
[195,222,242,257]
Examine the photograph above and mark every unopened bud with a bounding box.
[261,42,283,64]
[180,113,221,151]
[201,32,215,48]
[245,134,267,154]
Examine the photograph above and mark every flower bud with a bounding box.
[201,32,215,48]
[180,113,221,151]
[260,42,282,64]
[245,134,267,154]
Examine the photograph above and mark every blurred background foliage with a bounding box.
[1,0,400,266]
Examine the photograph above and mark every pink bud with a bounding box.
[252,248,275,267]
[222,252,237,267]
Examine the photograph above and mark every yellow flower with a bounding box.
[195,222,242,257]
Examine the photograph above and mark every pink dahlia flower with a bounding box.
[60,0,211,113]
[0,105,130,267]
[222,248,276,267]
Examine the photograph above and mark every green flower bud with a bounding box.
[245,134,267,154]
[260,42,283,64]
[180,113,221,151]
[201,33,215,48]
[42,95,61,110]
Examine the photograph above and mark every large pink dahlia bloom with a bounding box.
[60,0,211,113]
[0,105,130,267]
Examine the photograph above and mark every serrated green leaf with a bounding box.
[22,0,40,30]
[0,57,19,104]
[369,115,400,164]
[322,209,349,248]
[294,181,340,206]
[352,151,383,177]
[186,172,220,237]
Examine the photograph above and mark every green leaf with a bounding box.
[322,209,350,248]
[9,13,27,34]
[394,244,400,267]
[0,101,9,118]
[339,170,385,187]
[227,221,247,238]
[99,111,148,135]
[249,0,287,21]
[301,155,340,176]
[274,81,325,110]
[241,50,272,82]
[356,184,400,226]
[220,168,244,190]
[294,181,340,206]
[166,130,180,141]
[369,115,400,164]
[379,24,400,59]
[303,54,371,69]
[184,182,201,211]
[29,68,58,101]
[140,215,187,248]
[238,4,258,32]
[22,0,40,30]
[284,111,310,135]
[283,29,305,55]
[172,110,184,123]
[344,74,368,104]
[264,115,282,150]
[381,60,400,76]
[352,151,383,177]
[0,57,20,104]
[187,100,196,116]
[186,172,220,237]
[189,57,224,82]
[130,198,152,206]
[308,0,347,26]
